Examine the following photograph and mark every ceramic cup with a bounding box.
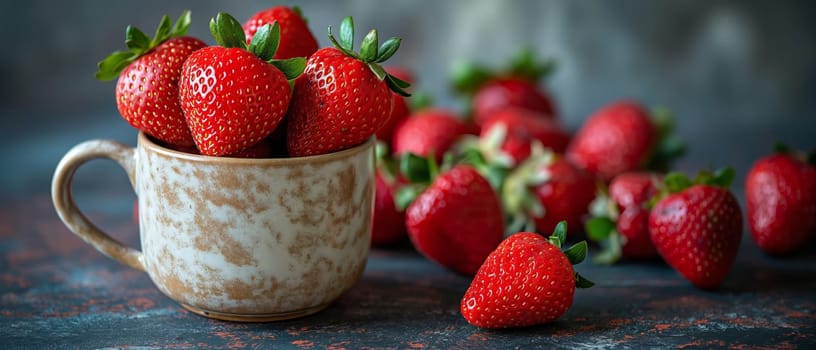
[52,132,374,322]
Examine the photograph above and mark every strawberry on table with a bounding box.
[371,143,408,246]
[391,108,470,162]
[649,168,743,289]
[745,145,816,256]
[566,100,685,182]
[179,13,305,156]
[404,164,505,276]
[96,11,206,147]
[452,49,557,128]
[471,107,571,168]
[461,221,593,329]
[242,5,318,59]
[286,17,410,157]
[586,172,662,264]
[502,147,596,236]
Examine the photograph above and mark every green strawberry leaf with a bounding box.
[450,61,493,95]
[808,149,816,165]
[399,153,432,183]
[359,29,379,62]
[326,16,408,96]
[548,221,568,249]
[507,48,555,82]
[171,10,192,36]
[585,217,616,242]
[563,241,588,265]
[592,231,623,265]
[368,62,388,81]
[575,272,595,288]
[410,90,433,111]
[664,172,692,193]
[650,107,675,139]
[375,37,401,63]
[96,10,192,81]
[773,142,791,154]
[269,57,307,81]
[96,51,136,81]
[339,16,354,52]
[395,184,426,211]
[249,23,280,62]
[210,12,248,49]
[712,167,735,188]
[152,14,173,46]
[125,26,151,54]
[385,75,411,97]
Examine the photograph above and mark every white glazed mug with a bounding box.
[52,132,374,321]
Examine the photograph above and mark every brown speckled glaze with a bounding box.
[52,132,375,321]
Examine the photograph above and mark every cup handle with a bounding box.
[51,139,145,272]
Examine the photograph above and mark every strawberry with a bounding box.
[461,221,593,329]
[286,17,409,157]
[178,13,305,156]
[649,168,743,289]
[391,108,469,162]
[375,66,415,143]
[474,107,571,167]
[586,172,662,263]
[372,169,407,246]
[472,78,556,127]
[371,143,408,246]
[502,148,596,236]
[745,145,816,255]
[96,11,206,146]
[405,165,505,276]
[451,49,557,128]
[566,100,685,182]
[242,5,318,59]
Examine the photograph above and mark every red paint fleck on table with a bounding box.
[292,339,314,349]
[654,323,671,331]
[408,341,426,348]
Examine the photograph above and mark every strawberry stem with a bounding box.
[326,16,410,97]
[96,10,192,81]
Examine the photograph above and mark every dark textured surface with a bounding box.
[1,196,814,349]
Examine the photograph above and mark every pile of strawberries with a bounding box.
[99,6,816,330]
[98,8,408,159]
[371,40,816,327]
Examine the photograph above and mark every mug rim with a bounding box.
[138,132,375,165]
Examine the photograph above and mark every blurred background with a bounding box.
[0,0,814,207]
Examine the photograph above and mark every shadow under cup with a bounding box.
[52,132,375,322]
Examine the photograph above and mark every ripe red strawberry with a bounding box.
[649,169,743,289]
[451,49,557,129]
[586,172,661,263]
[745,146,816,255]
[567,100,684,182]
[461,222,593,329]
[179,13,305,156]
[375,66,414,143]
[472,78,556,127]
[242,5,318,59]
[96,11,206,146]
[405,165,505,275]
[502,149,596,236]
[287,17,409,157]
[391,108,469,162]
[372,169,407,246]
[477,107,571,167]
